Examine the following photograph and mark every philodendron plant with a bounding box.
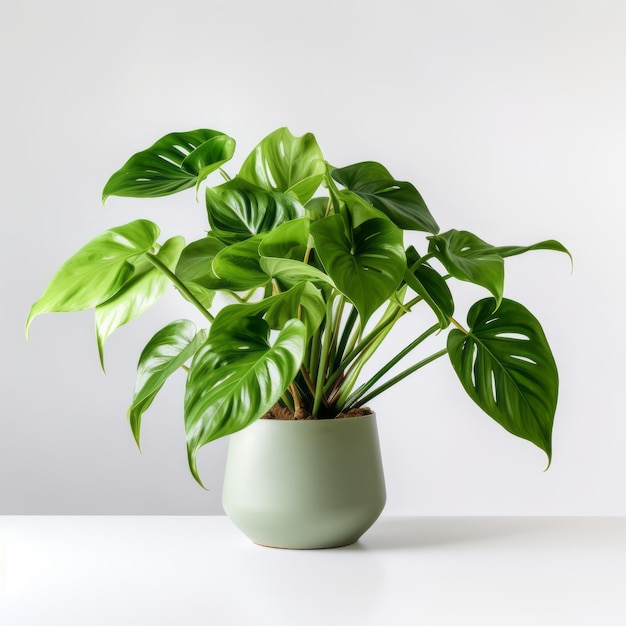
[27,127,569,485]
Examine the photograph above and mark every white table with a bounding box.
[1,516,624,625]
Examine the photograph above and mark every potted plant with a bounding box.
[27,127,569,549]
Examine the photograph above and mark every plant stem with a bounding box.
[332,306,358,370]
[324,306,400,395]
[354,348,448,407]
[341,323,439,409]
[450,316,469,334]
[289,384,302,412]
[281,392,294,412]
[145,253,215,324]
[312,295,336,416]
[219,168,231,181]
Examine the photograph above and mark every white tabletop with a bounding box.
[1,516,624,625]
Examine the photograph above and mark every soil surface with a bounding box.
[261,404,372,420]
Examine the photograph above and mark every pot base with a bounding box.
[222,413,386,550]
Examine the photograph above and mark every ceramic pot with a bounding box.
[222,412,386,549]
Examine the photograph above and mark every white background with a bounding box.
[1,0,624,515]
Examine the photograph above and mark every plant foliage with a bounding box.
[28,127,570,484]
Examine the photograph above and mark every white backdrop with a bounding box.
[1,0,624,515]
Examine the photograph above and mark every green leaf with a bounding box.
[95,236,186,369]
[310,213,406,324]
[332,161,439,234]
[492,240,572,264]
[181,135,236,188]
[128,320,208,448]
[185,317,306,485]
[175,234,226,290]
[27,220,160,337]
[264,282,325,338]
[211,234,270,290]
[258,217,310,260]
[210,282,325,339]
[428,229,504,305]
[404,246,453,327]
[205,177,302,244]
[102,130,235,201]
[259,257,333,287]
[304,196,330,221]
[239,127,325,204]
[447,297,558,462]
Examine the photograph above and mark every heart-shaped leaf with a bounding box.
[428,229,504,305]
[239,127,325,204]
[310,213,406,324]
[332,161,439,234]
[447,297,558,461]
[128,320,208,448]
[96,236,186,368]
[27,220,160,337]
[102,130,235,201]
[205,177,302,244]
[185,317,306,485]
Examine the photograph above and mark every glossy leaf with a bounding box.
[310,213,406,323]
[181,135,236,188]
[211,234,269,290]
[447,298,558,461]
[258,217,310,261]
[493,240,571,263]
[96,236,186,368]
[332,161,439,233]
[102,130,235,201]
[259,257,333,287]
[185,317,306,485]
[205,177,301,244]
[428,229,504,305]
[404,246,453,327]
[175,234,226,290]
[239,127,325,204]
[128,320,208,448]
[210,282,325,339]
[27,220,160,337]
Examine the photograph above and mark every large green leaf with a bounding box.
[310,213,406,323]
[211,234,270,290]
[185,317,306,485]
[205,177,301,244]
[102,130,235,201]
[332,161,439,234]
[239,127,325,204]
[128,320,208,448]
[27,220,160,337]
[95,236,186,368]
[447,298,558,461]
[428,230,504,305]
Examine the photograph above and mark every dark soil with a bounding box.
[261,403,372,420]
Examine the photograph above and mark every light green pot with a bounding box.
[222,413,386,549]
